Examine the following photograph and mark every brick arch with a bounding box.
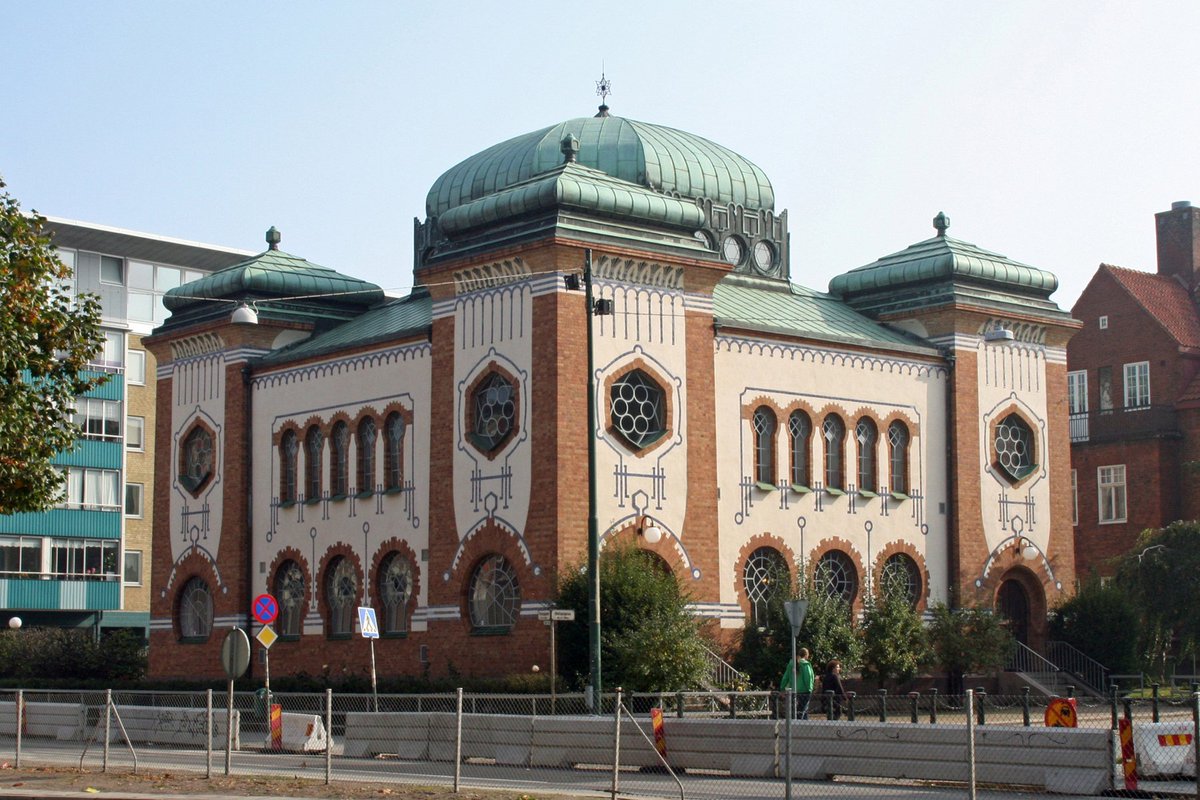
[976,562,1050,650]
[872,539,931,613]
[733,533,797,626]
[316,542,365,638]
[449,519,535,634]
[806,537,867,614]
[780,405,819,487]
[878,410,921,441]
[740,396,786,422]
[369,537,422,633]
[602,358,675,457]
[607,518,688,578]
[849,411,884,492]
[272,421,302,448]
[171,550,220,642]
[267,547,311,638]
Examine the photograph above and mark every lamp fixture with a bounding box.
[637,515,663,545]
[984,323,1015,343]
[230,301,259,325]
[1015,536,1038,561]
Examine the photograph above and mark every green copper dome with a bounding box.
[426,113,774,219]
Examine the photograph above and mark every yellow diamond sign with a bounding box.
[256,625,278,650]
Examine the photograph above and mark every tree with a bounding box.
[0,179,104,514]
[557,543,710,692]
[928,602,1013,696]
[1049,576,1139,675]
[860,576,930,689]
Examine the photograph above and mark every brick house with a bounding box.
[143,107,1078,683]
[1069,201,1200,578]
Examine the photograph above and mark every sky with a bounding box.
[3,1,1199,310]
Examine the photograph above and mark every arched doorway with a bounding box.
[997,579,1030,645]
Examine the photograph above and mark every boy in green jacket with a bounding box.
[780,647,816,719]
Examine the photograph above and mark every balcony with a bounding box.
[0,576,119,611]
[1069,405,1179,444]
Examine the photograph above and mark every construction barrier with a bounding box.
[277,712,328,752]
[0,701,86,740]
[1133,720,1196,778]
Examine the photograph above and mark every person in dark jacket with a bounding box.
[821,659,847,719]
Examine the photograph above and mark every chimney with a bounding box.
[1156,200,1200,290]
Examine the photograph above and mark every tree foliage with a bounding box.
[860,576,930,689]
[0,179,104,514]
[0,628,146,681]
[928,602,1013,695]
[1049,576,1140,675]
[557,543,710,692]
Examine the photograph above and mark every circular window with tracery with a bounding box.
[468,554,520,632]
[469,372,517,454]
[881,553,921,608]
[815,550,858,605]
[743,547,789,629]
[610,369,666,450]
[995,413,1036,483]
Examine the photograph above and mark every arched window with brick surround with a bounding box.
[823,414,845,490]
[856,417,878,493]
[752,406,776,485]
[304,426,323,501]
[357,417,376,494]
[888,421,910,494]
[789,411,812,487]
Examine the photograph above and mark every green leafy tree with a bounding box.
[0,628,146,682]
[0,179,104,514]
[928,602,1013,696]
[1049,576,1139,675]
[1113,521,1200,679]
[557,543,710,692]
[860,575,930,689]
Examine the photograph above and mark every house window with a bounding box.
[815,550,857,605]
[384,413,405,491]
[468,554,520,632]
[0,536,43,576]
[610,369,667,450]
[881,553,921,608]
[887,421,910,494]
[75,398,122,441]
[331,421,350,497]
[51,538,117,579]
[1098,366,1113,411]
[743,547,789,629]
[752,407,776,485]
[91,331,124,370]
[1098,465,1127,523]
[469,372,517,454]
[1068,370,1088,441]
[99,255,123,284]
[1099,315,1108,329]
[126,416,145,450]
[274,560,305,639]
[1123,362,1150,408]
[788,411,812,487]
[1071,469,1078,526]
[357,417,376,494]
[180,426,214,494]
[280,430,298,503]
[304,426,323,501]
[126,350,146,385]
[123,550,143,585]
[178,577,213,641]
[822,414,845,490]
[378,552,414,635]
[325,556,358,638]
[125,483,144,517]
[855,418,878,493]
[994,413,1035,483]
[63,467,121,509]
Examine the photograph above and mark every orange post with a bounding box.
[1118,718,1137,790]
[650,707,667,760]
[269,703,283,750]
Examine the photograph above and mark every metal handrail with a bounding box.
[704,646,748,688]
[1046,640,1109,696]
[1007,641,1061,694]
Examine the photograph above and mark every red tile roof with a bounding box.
[1101,264,1200,348]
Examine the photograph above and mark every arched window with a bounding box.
[888,422,910,494]
[384,413,405,491]
[743,547,789,628]
[815,550,858,605]
[881,553,921,608]
[823,414,845,490]
[469,372,517,454]
[331,421,350,497]
[995,413,1036,483]
[610,369,667,450]
[856,418,878,492]
[274,560,305,639]
[280,430,298,503]
[789,411,812,487]
[178,577,213,641]
[378,552,414,635]
[325,556,357,637]
[468,554,520,632]
[357,417,376,494]
[180,426,214,494]
[304,426,323,501]
[752,406,776,485]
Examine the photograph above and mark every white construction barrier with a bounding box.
[112,705,240,749]
[276,712,327,752]
[0,701,86,740]
[1134,721,1196,778]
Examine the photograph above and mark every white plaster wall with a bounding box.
[713,337,950,626]
[250,342,432,632]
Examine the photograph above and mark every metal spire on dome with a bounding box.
[933,212,949,237]
[266,226,281,250]
[595,70,612,118]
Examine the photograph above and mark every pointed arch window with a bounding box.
[468,554,520,632]
[856,418,878,493]
[789,411,812,487]
[331,421,350,497]
[888,421,910,495]
[384,413,405,491]
[274,560,305,639]
[378,552,414,635]
[752,406,776,485]
[280,430,298,504]
[743,547,789,628]
[823,414,845,490]
[357,417,376,494]
[304,426,323,501]
[815,550,857,605]
[325,556,357,638]
[178,577,213,642]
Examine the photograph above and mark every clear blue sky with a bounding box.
[4,1,1198,309]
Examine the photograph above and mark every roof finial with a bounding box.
[266,226,281,250]
[561,134,580,164]
[595,70,612,118]
[933,212,949,237]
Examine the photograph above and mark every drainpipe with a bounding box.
[243,364,255,681]
[940,345,959,607]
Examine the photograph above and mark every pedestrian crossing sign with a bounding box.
[357,606,379,639]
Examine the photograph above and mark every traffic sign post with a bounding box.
[219,627,250,776]
[358,607,380,712]
[538,608,576,714]
[253,594,279,625]
[781,599,809,800]
[251,595,279,728]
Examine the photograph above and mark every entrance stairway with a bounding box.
[1007,641,1110,698]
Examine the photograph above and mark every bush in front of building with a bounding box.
[1049,576,1140,676]
[0,628,146,683]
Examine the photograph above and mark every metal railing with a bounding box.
[1046,640,1109,697]
[703,646,748,688]
[1068,405,1178,443]
[1007,641,1062,695]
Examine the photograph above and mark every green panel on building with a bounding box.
[0,508,120,538]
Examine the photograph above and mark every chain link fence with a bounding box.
[1,686,1197,798]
